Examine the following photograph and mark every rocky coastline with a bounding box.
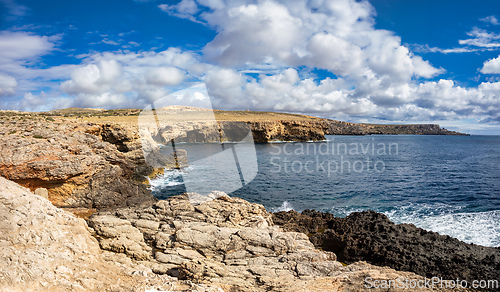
[39,107,469,143]
[272,210,500,282]
[0,111,485,291]
[148,116,469,144]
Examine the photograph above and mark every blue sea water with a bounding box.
[151,135,500,247]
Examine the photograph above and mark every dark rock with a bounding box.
[73,165,156,209]
[272,210,500,282]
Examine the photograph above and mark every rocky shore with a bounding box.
[272,210,500,282]
[0,111,483,291]
[2,178,455,291]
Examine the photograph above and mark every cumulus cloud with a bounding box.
[481,55,500,74]
[0,31,56,66]
[0,30,67,105]
[166,0,444,116]
[59,48,203,108]
[197,0,442,86]
[146,67,185,86]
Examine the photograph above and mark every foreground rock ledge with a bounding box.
[1,177,468,291]
[0,177,222,292]
[86,191,461,291]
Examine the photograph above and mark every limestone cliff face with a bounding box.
[152,119,467,144]
[353,123,469,135]
[248,120,328,142]
[0,117,175,209]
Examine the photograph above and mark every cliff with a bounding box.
[155,119,468,143]
[134,107,467,144]
[0,115,189,211]
[352,123,469,136]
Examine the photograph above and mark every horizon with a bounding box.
[1,0,500,135]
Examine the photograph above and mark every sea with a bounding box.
[150,135,500,247]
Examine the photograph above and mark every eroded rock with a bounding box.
[0,177,223,292]
[272,209,500,282]
[88,192,446,291]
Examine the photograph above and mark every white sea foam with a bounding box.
[148,168,186,191]
[384,206,500,247]
[330,203,500,247]
[270,201,294,212]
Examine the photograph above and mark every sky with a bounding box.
[1,0,500,134]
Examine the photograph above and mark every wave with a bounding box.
[334,203,500,247]
[329,203,500,247]
[385,207,500,247]
[269,201,294,212]
[148,168,187,191]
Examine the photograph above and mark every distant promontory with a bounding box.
[25,106,470,143]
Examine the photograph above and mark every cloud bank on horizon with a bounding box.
[1,0,500,134]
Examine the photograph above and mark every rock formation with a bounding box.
[272,209,500,282]
[87,191,455,291]
[0,176,223,291]
[135,106,468,144]
[151,119,468,144]
[0,116,184,210]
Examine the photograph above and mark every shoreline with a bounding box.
[0,110,495,291]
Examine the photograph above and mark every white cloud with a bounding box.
[146,67,185,86]
[481,55,500,74]
[159,0,201,23]
[459,28,500,48]
[59,48,204,108]
[0,73,17,96]
[480,15,500,25]
[410,44,484,54]
[0,31,56,65]
[198,0,442,87]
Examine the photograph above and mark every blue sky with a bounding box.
[1,0,500,134]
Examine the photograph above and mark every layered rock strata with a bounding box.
[153,120,467,143]
[0,117,185,209]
